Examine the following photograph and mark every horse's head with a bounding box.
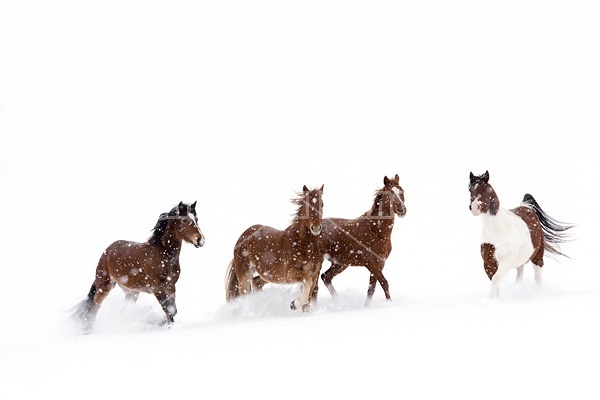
[172,201,206,247]
[299,185,324,236]
[469,171,499,216]
[384,174,407,218]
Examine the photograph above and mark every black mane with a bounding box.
[148,203,197,244]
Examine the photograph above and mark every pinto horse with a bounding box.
[319,174,406,305]
[225,185,324,312]
[72,202,205,330]
[469,171,573,298]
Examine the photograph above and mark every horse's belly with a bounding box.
[481,214,534,267]
[325,240,388,266]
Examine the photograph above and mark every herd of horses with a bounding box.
[72,172,573,331]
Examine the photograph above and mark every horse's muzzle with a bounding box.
[470,200,481,216]
[397,206,407,218]
[310,224,323,236]
[195,236,205,248]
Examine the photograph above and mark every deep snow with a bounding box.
[1,1,599,399]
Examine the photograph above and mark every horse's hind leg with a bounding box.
[321,263,349,297]
[531,247,544,286]
[234,259,253,296]
[77,271,114,330]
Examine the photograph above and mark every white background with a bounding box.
[1,1,599,399]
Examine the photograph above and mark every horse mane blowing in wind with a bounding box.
[469,171,573,299]
[225,185,325,312]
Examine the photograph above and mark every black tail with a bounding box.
[523,193,574,258]
[71,283,96,323]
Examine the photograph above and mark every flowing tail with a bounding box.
[70,283,96,325]
[225,260,239,302]
[523,193,574,258]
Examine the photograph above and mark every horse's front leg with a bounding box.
[288,271,318,312]
[310,279,319,304]
[252,275,268,291]
[124,289,140,303]
[154,288,177,325]
[489,264,510,300]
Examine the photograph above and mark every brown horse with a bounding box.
[72,201,205,330]
[469,171,573,298]
[319,174,406,305]
[225,185,324,312]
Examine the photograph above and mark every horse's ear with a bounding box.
[383,176,390,186]
[320,184,324,193]
[469,172,475,183]
[191,201,197,211]
[178,201,186,215]
[394,174,399,182]
[483,170,489,183]
[303,185,309,193]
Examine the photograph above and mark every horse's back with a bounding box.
[234,224,286,256]
[235,224,281,245]
[102,240,147,275]
[104,239,144,256]
[322,217,358,240]
[321,217,391,264]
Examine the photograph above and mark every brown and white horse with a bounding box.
[72,202,205,330]
[319,175,406,305]
[225,185,324,312]
[469,171,572,298]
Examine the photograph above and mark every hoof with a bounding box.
[78,326,93,336]
[290,300,297,310]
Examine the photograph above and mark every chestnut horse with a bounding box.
[469,171,573,298]
[72,202,205,330]
[319,174,406,305]
[225,185,324,312]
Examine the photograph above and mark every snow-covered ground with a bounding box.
[1,1,599,398]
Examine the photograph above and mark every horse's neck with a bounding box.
[288,218,318,248]
[290,220,311,241]
[481,207,508,224]
[367,195,395,224]
[157,226,183,258]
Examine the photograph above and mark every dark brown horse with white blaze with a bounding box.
[469,171,573,299]
[318,174,406,305]
[72,202,205,330]
[225,185,324,312]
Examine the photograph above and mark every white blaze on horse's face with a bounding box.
[306,190,323,236]
[187,214,205,247]
[391,186,407,218]
[470,194,482,216]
